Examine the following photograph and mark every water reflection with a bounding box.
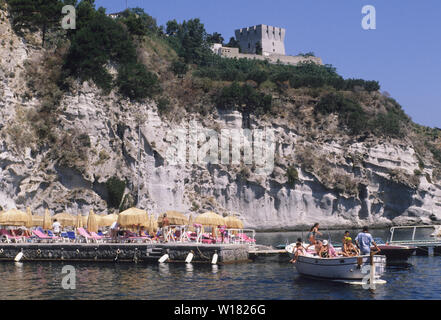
[185,263,193,274]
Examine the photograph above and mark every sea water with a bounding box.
[0,229,440,300]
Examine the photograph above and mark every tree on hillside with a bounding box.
[118,7,157,37]
[64,12,137,90]
[166,19,179,35]
[225,37,240,50]
[8,0,63,46]
[206,32,224,45]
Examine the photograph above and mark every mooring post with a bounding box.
[370,252,376,290]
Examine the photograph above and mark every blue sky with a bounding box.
[96,0,441,128]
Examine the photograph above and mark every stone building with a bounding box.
[235,24,286,55]
[211,24,322,66]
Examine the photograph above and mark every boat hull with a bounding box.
[294,255,386,280]
[377,245,416,262]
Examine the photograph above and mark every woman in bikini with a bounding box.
[307,223,323,245]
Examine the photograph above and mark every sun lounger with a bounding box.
[0,229,23,243]
[32,229,61,242]
[90,232,110,243]
[67,231,76,242]
[77,228,96,243]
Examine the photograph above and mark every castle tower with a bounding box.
[234,24,286,55]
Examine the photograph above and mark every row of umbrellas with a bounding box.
[0,208,244,232]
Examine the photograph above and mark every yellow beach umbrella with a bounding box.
[82,215,88,226]
[99,214,118,227]
[75,214,83,228]
[158,210,188,227]
[188,214,194,232]
[194,211,225,227]
[0,208,31,226]
[224,216,244,229]
[26,207,33,228]
[32,215,44,227]
[87,210,98,233]
[43,209,51,229]
[148,213,158,234]
[117,207,149,228]
[52,212,76,226]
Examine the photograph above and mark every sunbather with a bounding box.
[341,237,360,257]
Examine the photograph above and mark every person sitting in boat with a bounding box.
[355,227,380,255]
[289,242,305,263]
[342,231,350,247]
[319,240,330,258]
[307,223,323,245]
[341,237,360,257]
[307,239,323,256]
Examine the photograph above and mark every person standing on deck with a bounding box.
[355,227,380,255]
[52,219,61,236]
[307,223,323,245]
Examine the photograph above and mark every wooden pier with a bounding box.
[248,245,289,260]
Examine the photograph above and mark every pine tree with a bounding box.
[7,0,63,46]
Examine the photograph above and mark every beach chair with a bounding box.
[90,232,108,243]
[67,231,76,242]
[47,230,63,242]
[32,229,59,242]
[0,230,23,243]
[76,228,96,243]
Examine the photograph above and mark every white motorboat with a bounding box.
[294,254,386,280]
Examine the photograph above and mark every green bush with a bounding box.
[157,96,171,114]
[316,93,368,135]
[171,59,188,77]
[116,62,159,101]
[106,177,126,209]
[286,166,299,187]
[216,82,272,115]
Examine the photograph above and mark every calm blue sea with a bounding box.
[0,229,440,300]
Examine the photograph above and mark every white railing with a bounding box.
[389,225,441,245]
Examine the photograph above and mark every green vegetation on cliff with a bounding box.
[4,0,441,174]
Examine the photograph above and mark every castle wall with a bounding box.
[218,47,323,66]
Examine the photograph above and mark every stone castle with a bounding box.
[212,24,322,66]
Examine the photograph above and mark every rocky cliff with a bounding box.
[1,7,440,230]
